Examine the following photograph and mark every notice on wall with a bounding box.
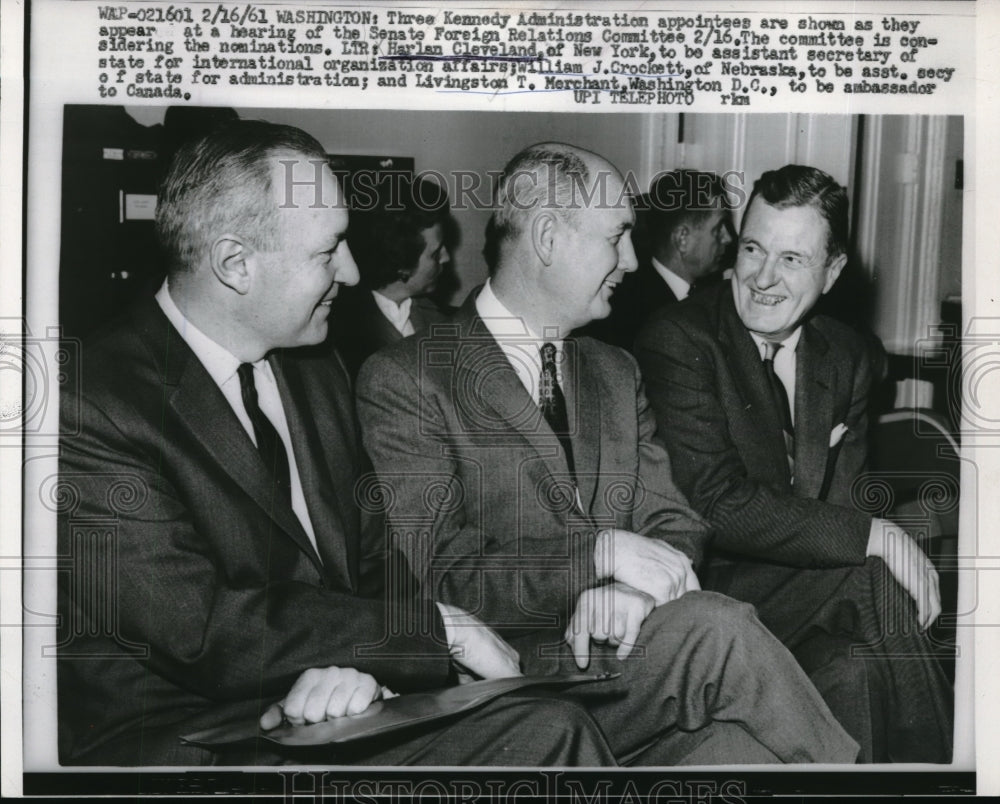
[83,5,969,111]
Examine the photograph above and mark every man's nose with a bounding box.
[619,234,639,273]
[337,243,361,286]
[754,256,780,288]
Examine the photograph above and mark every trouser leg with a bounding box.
[625,722,782,766]
[705,557,953,763]
[520,591,859,764]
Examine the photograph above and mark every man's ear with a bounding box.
[209,235,253,295]
[671,224,690,255]
[531,211,558,266]
[822,252,848,294]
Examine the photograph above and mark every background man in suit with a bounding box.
[56,120,618,767]
[634,164,953,762]
[582,170,734,348]
[331,176,455,380]
[357,143,859,765]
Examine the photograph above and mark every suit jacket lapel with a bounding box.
[142,300,325,576]
[271,354,355,590]
[456,306,571,484]
[718,292,792,485]
[793,323,835,499]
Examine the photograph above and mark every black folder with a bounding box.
[182,672,618,747]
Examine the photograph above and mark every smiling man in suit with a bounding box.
[635,164,953,762]
[56,120,620,767]
[357,143,860,765]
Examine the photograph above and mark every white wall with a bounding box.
[243,108,653,303]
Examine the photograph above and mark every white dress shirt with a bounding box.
[372,290,415,337]
[474,279,564,404]
[651,257,692,301]
[475,281,580,512]
[749,326,802,425]
[155,281,320,555]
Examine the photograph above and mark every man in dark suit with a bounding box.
[582,170,734,349]
[357,143,860,765]
[56,121,619,767]
[634,164,953,762]
[331,176,454,380]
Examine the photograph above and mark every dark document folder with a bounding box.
[182,672,618,747]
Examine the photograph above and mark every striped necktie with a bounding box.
[539,342,576,480]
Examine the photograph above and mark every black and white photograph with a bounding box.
[2,1,994,800]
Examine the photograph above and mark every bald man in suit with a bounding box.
[358,143,860,765]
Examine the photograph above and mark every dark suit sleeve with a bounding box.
[629,356,709,569]
[59,390,452,700]
[356,350,600,635]
[634,317,872,568]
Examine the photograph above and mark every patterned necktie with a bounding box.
[762,341,795,478]
[539,342,576,479]
[237,363,292,501]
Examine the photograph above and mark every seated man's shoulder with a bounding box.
[574,335,647,387]
[413,294,456,325]
[637,282,725,348]
[809,314,873,363]
[73,302,170,398]
[356,322,443,394]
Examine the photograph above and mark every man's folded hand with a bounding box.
[595,528,700,606]
[260,666,386,729]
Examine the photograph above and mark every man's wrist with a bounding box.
[594,529,613,580]
[435,601,457,652]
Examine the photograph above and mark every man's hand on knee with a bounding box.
[566,581,655,668]
[866,518,942,630]
[594,529,700,606]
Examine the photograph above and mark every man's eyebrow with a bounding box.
[318,233,344,252]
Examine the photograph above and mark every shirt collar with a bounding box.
[155,279,263,387]
[371,290,413,330]
[651,257,692,301]
[748,325,802,358]
[475,279,562,349]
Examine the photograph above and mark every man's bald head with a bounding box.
[490,143,623,263]
[486,142,637,334]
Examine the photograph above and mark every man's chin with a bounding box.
[294,319,329,347]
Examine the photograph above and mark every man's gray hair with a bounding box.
[490,143,593,249]
[155,119,329,274]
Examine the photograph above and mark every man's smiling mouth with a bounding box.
[749,288,785,307]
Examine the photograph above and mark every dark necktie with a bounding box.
[237,363,292,501]
[762,341,795,478]
[539,342,576,480]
